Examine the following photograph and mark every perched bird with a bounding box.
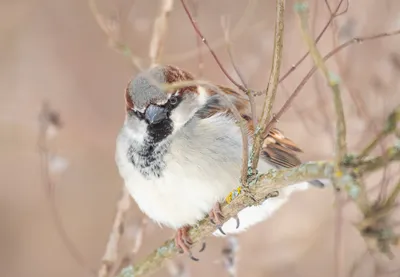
[115,65,324,260]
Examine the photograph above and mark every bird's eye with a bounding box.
[133,110,144,120]
[169,96,179,105]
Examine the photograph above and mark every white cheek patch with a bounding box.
[170,102,192,131]
[125,117,147,143]
[170,88,209,133]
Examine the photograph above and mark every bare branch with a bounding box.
[88,0,144,71]
[277,0,347,85]
[295,2,347,163]
[249,0,285,172]
[116,143,400,277]
[190,0,204,77]
[358,106,400,159]
[149,0,174,66]
[221,16,258,127]
[38,103,95,275]
[265,29,400,134]
[180,0,248,93]
[98,188,131,277]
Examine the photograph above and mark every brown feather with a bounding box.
[148,65,305,169]
[202,83,304,169]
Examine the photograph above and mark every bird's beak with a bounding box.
[145,104,168,124]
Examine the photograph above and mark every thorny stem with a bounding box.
[249,0,285,173]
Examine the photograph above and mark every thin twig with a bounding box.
[296,2,347,164]
[359,106,400,159]
[385,179,400,208]
[249,0,286,172]
[265,29,400,136]
[98,188,131,277]
[276,0,346,86]
[179,0,253,183]
[38,103,95,275]
[190,0,204,77]
[221,16,257,127]
[167,0,259,63]
[334,192,343,277]
[180,0,248,93]
[149,0,174,66]
[88,0,144,71]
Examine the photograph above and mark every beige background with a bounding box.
[1,0,400,277]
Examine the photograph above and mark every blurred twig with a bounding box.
[149,0,174,66]
[97,0,175,276]
[98,188,131,277]
[221,236,239,277]
[89,0,144,70]
[38,102,95,275]
[358,106,400,160]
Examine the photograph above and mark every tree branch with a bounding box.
[116,144,400,277]
[264,28,400,133]
[249,0,285,173]
[296,2,347,163]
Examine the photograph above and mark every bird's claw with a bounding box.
[209,203,226,235]
[199,242,206,252]
[175,226,199,261]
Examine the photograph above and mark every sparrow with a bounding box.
[115,65,324,260]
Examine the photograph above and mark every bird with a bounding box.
[115,65,325,260]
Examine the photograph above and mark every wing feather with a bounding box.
[199,85,303,169]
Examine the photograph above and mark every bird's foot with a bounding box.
[175,226,199,261]
[209,202,226,235]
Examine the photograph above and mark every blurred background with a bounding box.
[1,0,400,277]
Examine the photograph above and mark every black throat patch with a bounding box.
[127,138,170,179]
[126,94,182,178]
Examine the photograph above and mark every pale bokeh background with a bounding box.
[1,0,400,277]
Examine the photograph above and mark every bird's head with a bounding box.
[124,65,208,143]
